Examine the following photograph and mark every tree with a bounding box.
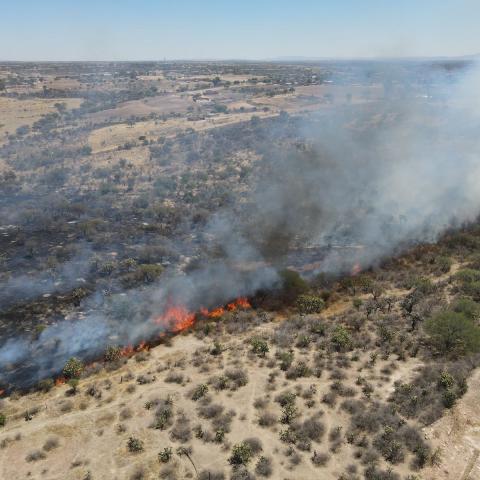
[425,311,480,357]
[62,357,84,379]
[296,294,325,314]
[251,337,269,357]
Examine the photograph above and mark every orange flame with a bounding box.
[154,304,196,333]
[55,377,66,386]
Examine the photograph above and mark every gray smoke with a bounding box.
[1,61,480,388]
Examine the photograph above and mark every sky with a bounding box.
[1,0,479,61]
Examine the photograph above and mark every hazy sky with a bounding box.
[1,0,479,61]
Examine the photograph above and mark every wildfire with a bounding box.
[154,296,252,331]
[154,304,196,333]
[46,297,252,393]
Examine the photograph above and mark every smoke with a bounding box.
[1,60,480,389]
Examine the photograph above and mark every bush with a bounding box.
[296,294,325,314]
[251,337,269,357]
[104,345,122,362]
[62,357,84,379]
[191,384,209,401]
[229,442,254,466]
[277,350,294,371]
[0,413,6,427]
[158,447,173,463]
[127,436,144,453]
[311,451,330,467]
[425,311,480,356]
[331,325,352,352]
[255,456,273,477]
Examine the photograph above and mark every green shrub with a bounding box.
[442,389,457,408]
[37,378,55,393]
[191,384,208,401]
[296,294,325,314]
[229,442,253,466]
[425,311,480,356]
[251,337,269,357]
[331,325,352,352]
[158,447,173,463]
[451,298,480,321]
[127,436,144,453]
[62,357,84,379]
[277,350,294,371]
[0,413,6,427]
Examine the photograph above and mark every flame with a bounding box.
[0,389,5,396]
[55,377,66,386]
[155,304,196,333]
[208,306,225,318]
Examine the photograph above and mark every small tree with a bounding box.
[251,337,269,357]
[425,311,480,356]
[68,379,79,395]
[296,294,325,314]
[62,357,84,379]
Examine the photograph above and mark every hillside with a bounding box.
[1,226,480,480]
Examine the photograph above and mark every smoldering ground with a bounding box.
[1,60,480,389]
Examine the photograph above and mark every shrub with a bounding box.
[442,389,457,408]
[373,426,405,464]
[104,345,122,362]
[38,378,55,392]
[296,294,325,314]
[425,311,480,356]
[311,451,330,467]
[229,442,254,466]
[63,357,84,379]
[251,337,269,357]
[258,411,277,427]
[158,447,173,463]
[255,456,273,477]
[0,413,6,427]
[26,450,46,462]
[127,436,144,453]
[331,326,352,351]
[451,298,480,321]
[277,350,294,371]
[244,437,263,455]
[43,437,59,452]
[191,384,209,401]
[170,414,192,442]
